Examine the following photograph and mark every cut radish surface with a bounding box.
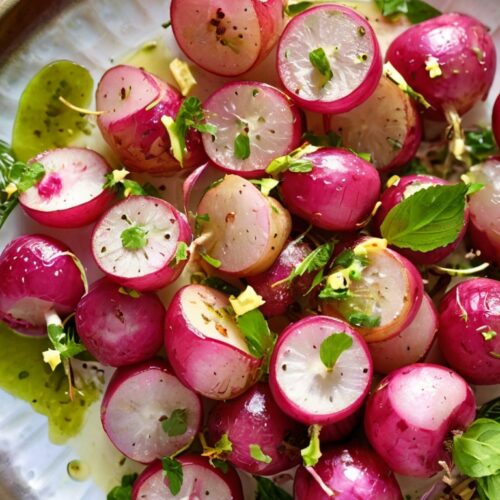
[132,456,244,500]
[277,4,382,113]
[325,76,422,172]
[196,174,291,276]
[165,284,261,400]
[369,293,437,375]
[170,0,284,77]
[19,148,113,228]
[101,359,202,463]
[202,82,303,177]
[269,315,372,425]
[92,196,192,291]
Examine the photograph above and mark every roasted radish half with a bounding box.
[277,4,382,113]
[19,148,113,228]
[196,174,291,277]
[202,82,303,177]
[171,0,285,77]
[101,359,202,463]
[164,284,262,400]
[91,196,191,291]
[269,315,372,425]
[325,76,422,172]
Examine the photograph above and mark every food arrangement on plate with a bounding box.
[0,0,500,498]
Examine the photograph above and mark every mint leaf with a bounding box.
[161,408,187,437]
[162,456,183,496]
[47,323,86,360]
[319,333,353,371]
[309,48,333,87]
[476,473,500,500]
[201,276,240,296]
[375,0,441,24]
[347,312,381,328]
[255,476,293,500]
[380,183,468,252]
[284,2,314,16]
[9,161,45,192]
[234,132,251,160]
[236,309,276,360]
[121,225,148,250]
[301,424,322,467]
[249,444,272,464]
[478,398,500,423]
[107,473,138,500]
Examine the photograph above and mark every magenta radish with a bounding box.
[369,293,437,375]
[322,239,423,343]
[201,82,303,177]
[320,410,360,443]
[18,148,113,228]
[294,443,402,500]
[75,278,164,367]
[0,234,85,336]
[101,359,202,463]
[246,239,314,317]
[170,0,284,77]
[91,195,191,291]
[164,284,261,400]
[493,94,500,146]
[374,175,469,265]
[280,148,381,232]
[132,455,244,500]
[277,4,382,113]
[364,363,476,477]
[207,382,305,475]
[325,76,422,172]
[196,174,291,276]
[96,65,206,174]
[269,315,372,425]
[438,278,500,385]
[386,13,496,119]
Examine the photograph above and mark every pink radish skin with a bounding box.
[493,94,500,146]
[438,278,500,385]
[325,76,422,172]
[369,293,437,375]
[386,13,496,119]
[207,383,305,475]
[164,284,262,400]
[101,359,202,463]
[320,409,361,443]
[364,363,476,477]
[0,234,85,336]
[19,148,113,228]
[202,82,303,178]
[132,455,244,500]
[294,443,403,500]
[91,196,192,292]
[277,4,382,113]
[170,0,285,78]
[280,148,381,232]
[96,65,206,174]
[75,278,164,367]
[269,315,372,425]
[246,239,314,317]
[197,174,291,277]
[373,175,469,265]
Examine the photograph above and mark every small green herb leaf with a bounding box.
[211,459,229,473]
[118,287,141,299]
[466,183,485,196]
[107,473,138,500]
[236,309,276,360]
[375,0,441,24]
[162,456,183,496]
[347,312,381,328]
[194,213,210,236]
[465,128,498,165]
[255,476,293,500]
[201,432,233,463]
[302,130,342,148]
[234,132,251,160]
[318,285,350,300]
[249,444,273,464]
[482,330,497,342]
[476,472,500,500]
[161,408,188,437]
[319,333,353,371]
[251,178,280,196]
[201,276,241,296]
[162,20,171,29]
[121,225,148,250]
[9,161,45,193]
[309,48,333,87]
[200,252,221,268]
[173,241,189,266]
[103,169,159,199]
[284,2,314,17]
[47,323,86,360]
[478,398,500,423]
[301,424,322,467]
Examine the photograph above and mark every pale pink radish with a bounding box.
[369,293,437,375]
[164,284,262,400]
[364,363,476,477]
[96,65,206,174]
[76,278,165,367]
[170,0,285,77]
[91,196,192,291]
[132,455,244,500]
[202,82,303,177]
[325,76,422,172]
[0,234,85,336]
[182,162,223,218]
[101,359,202,463]
[277,4,382,113]
[269,315,372,425]
[18,148,113,228]
[196,174,291,277]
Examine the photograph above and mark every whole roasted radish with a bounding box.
[96,65,206,173]
[171,0,284,77]
[19,148,113,228]
[277,4,382,113]
[364,363,476,477]
[101,359,202,463]
[0,234,85,336]
[76,278,164,367]
[92,196,191,291]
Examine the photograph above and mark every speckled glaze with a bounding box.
[0,234,85,336]
[294,443,403,500]
[438,278,500,385]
